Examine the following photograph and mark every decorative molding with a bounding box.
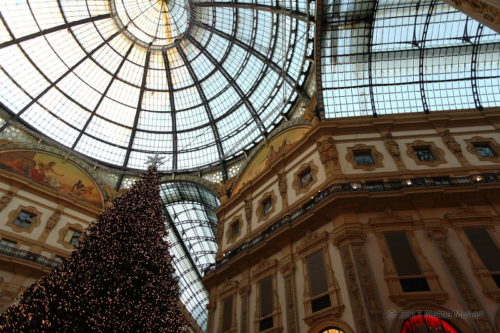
[218,279,239,296]
[226,216,242,244]
[307,319,355,333]
[239,284,250,333]
[252,259,282,333]
[244,198,252,224]
[300,245,344,326]
[57,223,84,250]
[279,259,298,333]
[277,171,287,208]
[351,245,385,333]
[0,191,14,212]
[291,162,318,196]
[217,281,239,333]
[376,231,448,306]
[465,136,500,163]
[37,209,62,243]
[252,258,278,279]
[445,203,495,222]
[296,231,329,255]
[439,129,470,166]
[383,133,407,170]
[6,205,42,234]
[346,144,384,171]
[368,208,415,231]
[339,244,371,333]
[405,140,446,167]
[427,232,496,332]
[454,226,500,302]
[316,136,339,178]
[255,191,277,222]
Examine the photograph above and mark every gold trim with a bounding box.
[405,140,446,167]
[6,205,42,234]
[346,144,384,171]
[292,162,318,196]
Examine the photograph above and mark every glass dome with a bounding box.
[0,0,313,172]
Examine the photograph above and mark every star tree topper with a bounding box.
[145,154,166,168]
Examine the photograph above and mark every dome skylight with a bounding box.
[0,0,313,172]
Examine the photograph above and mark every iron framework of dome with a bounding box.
[0,0,314,173]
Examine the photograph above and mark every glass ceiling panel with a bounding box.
[160,182,219,331]
[321,0,500,117]
[0,0,311,172]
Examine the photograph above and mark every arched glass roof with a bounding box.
[0,0,313,172]
[159,181,219,331]
[321,0,500,117]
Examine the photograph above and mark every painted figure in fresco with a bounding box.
[71,180,94,196]
[38,161,64,188]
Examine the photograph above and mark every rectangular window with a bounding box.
[384,232,430,292]
[414,147,435,161]
[464,227,500,288]
[354,150,374,165]
[230,221,240,239]
[474,143,496,157]
[306,250,331,312]
[221,295,233,332]
[259,276,273,331]
[70,231,82,245]
[14,210,35,228]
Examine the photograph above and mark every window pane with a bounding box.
[222,295,233,332]
[464,227,500,271]
[474,144,496,157]
[306,250,329,297]
[260,276,273,317]
[384,232,421,276]
[14,211,35,228]
[414,147,435,161]
[354,151,374,165]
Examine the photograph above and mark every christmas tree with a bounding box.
[0,166,186,332]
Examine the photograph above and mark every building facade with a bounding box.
[204,110,500,333]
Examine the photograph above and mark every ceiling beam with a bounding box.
[162,52,179,172]
[193,2,314,24]
[176,46,226,166]
[188,35,267,135]
[0,14,111,49]
[122,51,152,169]
[194,21,309,101]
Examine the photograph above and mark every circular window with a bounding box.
[401,314,459,333]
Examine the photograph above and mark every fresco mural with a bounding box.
[232,126,311,195]
[0,150,103,208]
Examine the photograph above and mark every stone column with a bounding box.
[280,260,298,333]
[335,230,385,333]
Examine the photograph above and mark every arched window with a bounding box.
[401,314,459,333]
[320,327,345,333]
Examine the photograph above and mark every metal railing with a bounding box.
[0,244,61,269]
[204,173,500,275]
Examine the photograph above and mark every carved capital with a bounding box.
[316,136,339,177]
